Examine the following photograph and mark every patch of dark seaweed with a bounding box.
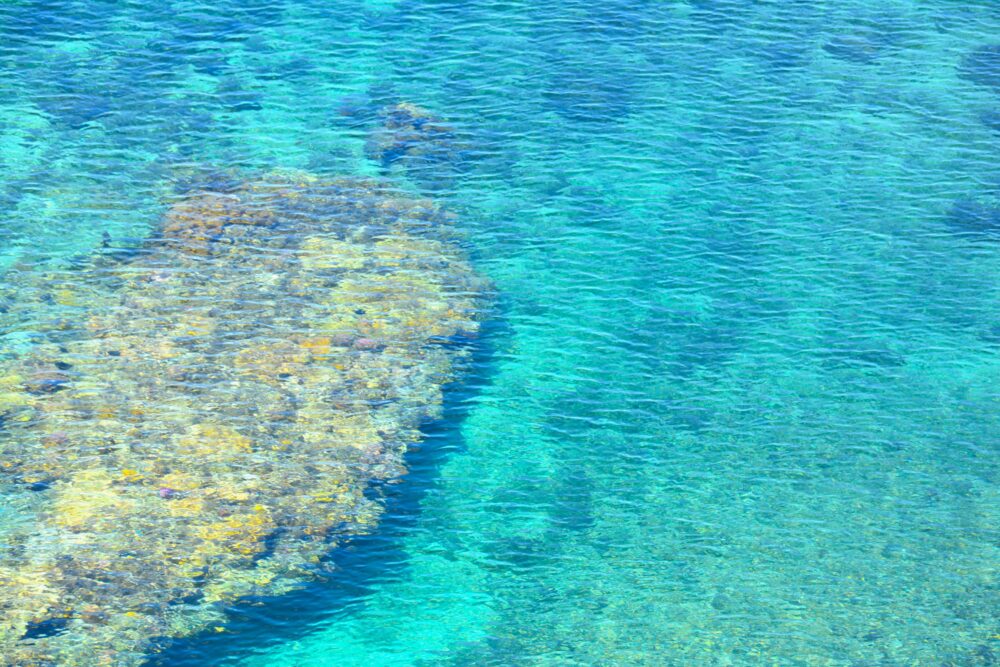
[946,199,1000,238]
[959,44,1000,91]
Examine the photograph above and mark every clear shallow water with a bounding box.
[2,0,999,665]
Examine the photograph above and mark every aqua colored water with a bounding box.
[2,0,1000,664]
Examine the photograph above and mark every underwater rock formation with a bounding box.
[823,32,884,64]
[364,103,464,188]
[540,53,636,125]
[959,44,1000,91]
[980,108,1000,134]
[822,14,910,65]
[0,172,486,666]
[946,198,1000,238]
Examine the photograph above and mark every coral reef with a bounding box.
[0,172,487,666]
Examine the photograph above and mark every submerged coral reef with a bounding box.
[0,172,486,665]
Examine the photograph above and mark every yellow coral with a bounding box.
[176,424,253,458]
[298,335,333,359]
[54,287,81,306]
[53,469,135,530]
[233,341,309,381]
[300,237,367,271]
[158,472,200,491]
[193,505,274,558]
[0,373,32,420]
[0,390,30,413]
[0,565,60,640]
[166,495,205,518]
[370,234,447,268]
[174,314,215,337]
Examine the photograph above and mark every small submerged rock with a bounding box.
[335,93,378,120]
[352,336,384,351]
[23,368,71,395]
[365,103,457,166]
[364,103,466,188]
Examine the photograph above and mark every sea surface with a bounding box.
[2,0,1000,665]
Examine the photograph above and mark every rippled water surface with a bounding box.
[2,0,1000,665]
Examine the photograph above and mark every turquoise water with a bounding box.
[2,0,1000,664]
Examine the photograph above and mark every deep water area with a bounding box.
[1,0,999,665]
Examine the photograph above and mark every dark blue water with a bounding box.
[1,0,999,664]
